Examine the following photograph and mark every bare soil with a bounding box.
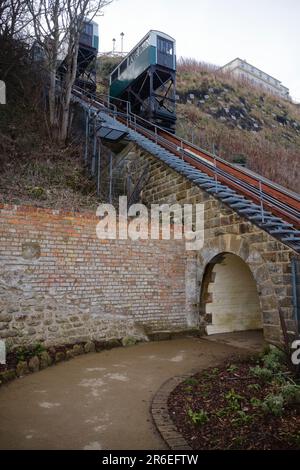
[168,356,300,450]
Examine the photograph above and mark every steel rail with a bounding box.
[121,115,300,228]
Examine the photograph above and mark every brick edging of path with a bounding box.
[151,374,192,450]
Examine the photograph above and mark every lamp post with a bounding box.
[112,38,116,54]
[120,32,124,53]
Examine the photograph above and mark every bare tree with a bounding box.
[0,1,33,89]
[60,1,114,142]
[27,1,65,135]
[0,0,31,38]
[27,0,112,143]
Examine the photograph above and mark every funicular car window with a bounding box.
[84,23,93,36]
[157,36,173,55]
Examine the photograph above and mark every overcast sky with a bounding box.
[96,0,300,102]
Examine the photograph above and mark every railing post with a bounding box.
[213,143,218,193]
[259,180,265,223]
[292,257,300,333]
[109,151,113,204]
[97,139,101,196]
[92,117,97,176]
[84,109,89,164]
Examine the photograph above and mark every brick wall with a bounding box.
[0,204,193,348]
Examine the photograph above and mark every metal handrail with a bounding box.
[130,119,299,219]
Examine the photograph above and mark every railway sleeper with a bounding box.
[281,236,300,241]
[270,228,300,235]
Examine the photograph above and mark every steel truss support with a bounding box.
[75,45,97,93]
[119,64,176,131]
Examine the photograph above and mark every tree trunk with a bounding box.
[59,41,79,143]
[48,65,58,138]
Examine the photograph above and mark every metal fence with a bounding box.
[292,257,300,333]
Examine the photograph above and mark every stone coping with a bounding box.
[151,374,193,450]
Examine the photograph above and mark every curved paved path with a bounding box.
[0,335,262,450]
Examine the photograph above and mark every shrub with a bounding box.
[184,377,198,386]
[247,383,261,392]
[250,397,263,407]
[262,348,286,371]
[261,394,284,417]
[187,408,209,425]
[272,373,287,386]
[233,410,254,426]
[16,343,46,362]
[232,154,247,165]
[225,389,244,411]
[250,366,273,382]
[227,364,238,373]
[281,384,300,404]
[27,186,47,200]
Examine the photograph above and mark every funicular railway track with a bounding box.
[72,86,300,251]
[135,124,300,229]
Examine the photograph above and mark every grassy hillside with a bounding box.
[176,59,300,192]
[96,55,121,94]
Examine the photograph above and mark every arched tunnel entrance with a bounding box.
[200,252,263,335]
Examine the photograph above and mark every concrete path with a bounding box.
[0,334,264,450]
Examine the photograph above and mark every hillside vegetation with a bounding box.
[0,39,99,210]
[175,58,300,192]
[96,54,121,94]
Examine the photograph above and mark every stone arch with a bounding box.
[197,234,280,340]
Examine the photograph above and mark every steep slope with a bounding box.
[176,59,300,192]
[0,38,99,209]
